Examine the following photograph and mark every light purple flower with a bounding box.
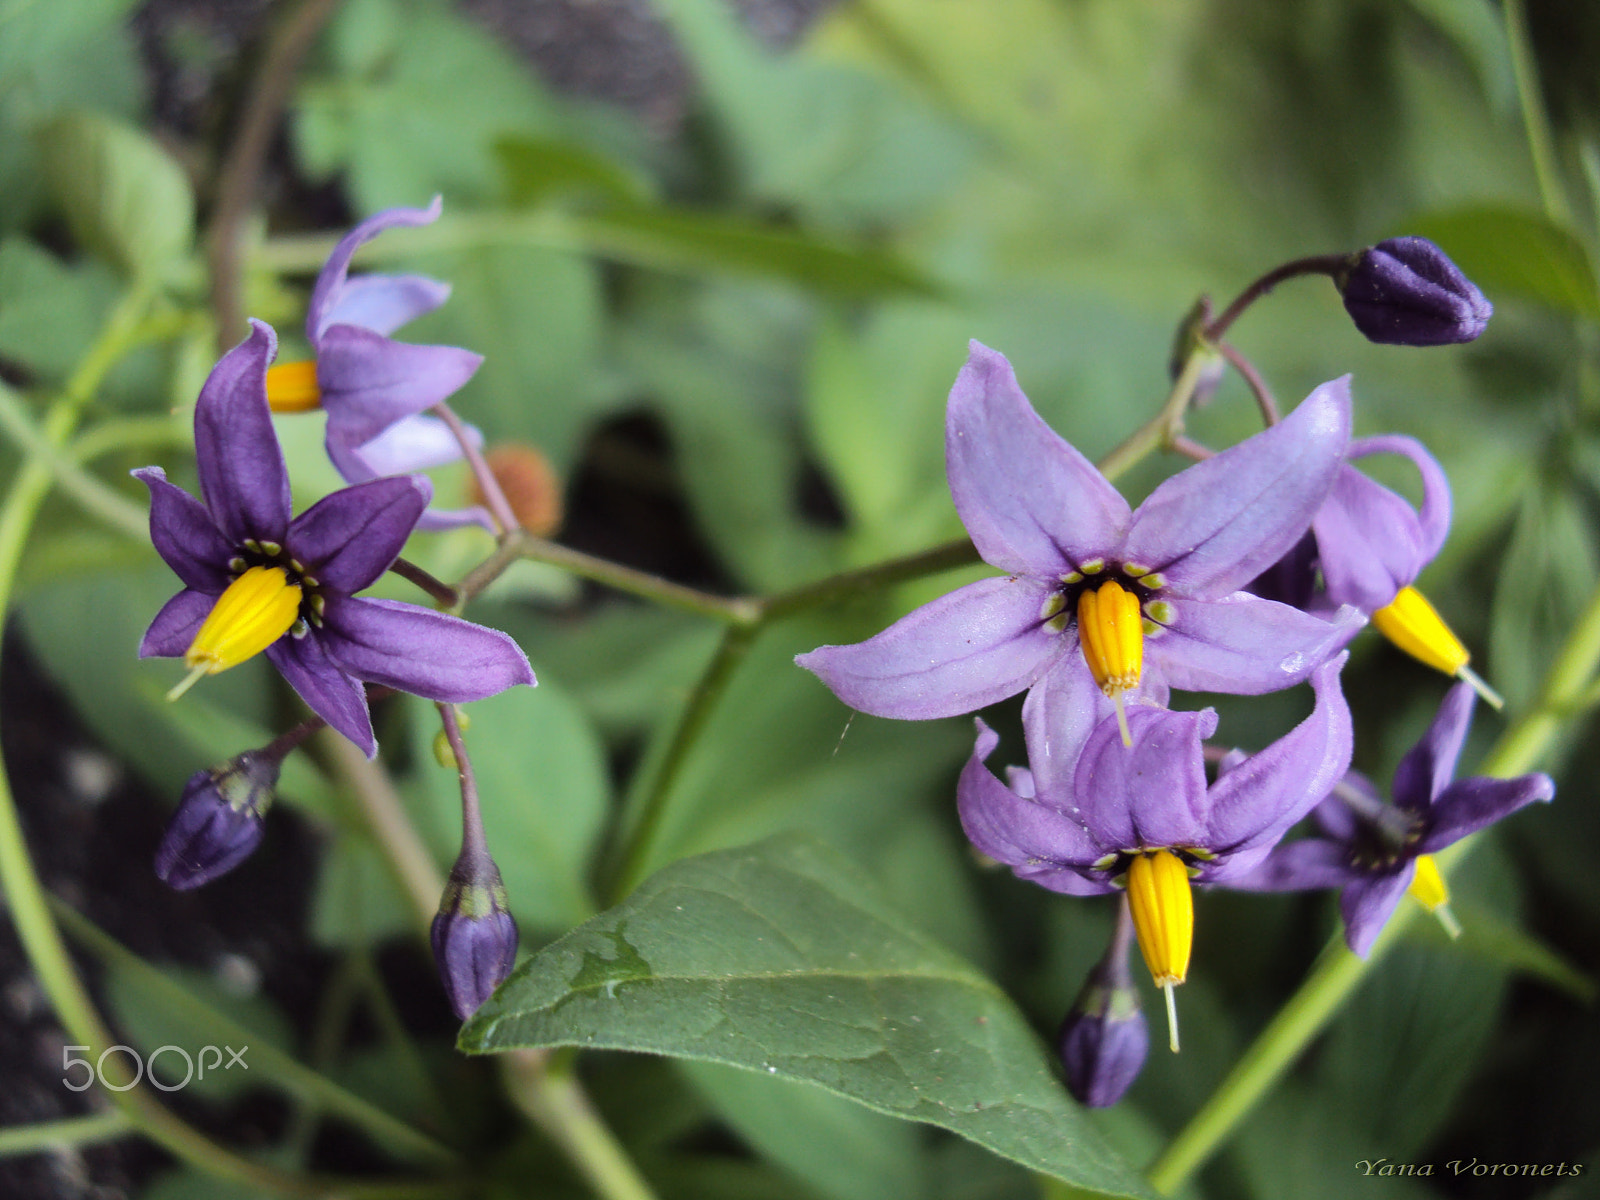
[137,320,534,758]
[1233,682,1553,956]
[1252,435,1451,616]
[278,197,492,531]
[957,655,1353,896]
[798,342,1361,751]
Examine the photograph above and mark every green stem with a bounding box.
[0,1110,133,1159]
[0,380,149,539]
[501,1053,660,1200]
[1146,577,1600,1194]
[1096,350,1217,482]
[51,902,460,1167]
[605,624,757,904]
[1503,0,1570,226]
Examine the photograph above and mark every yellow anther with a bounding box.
[1078,579,1144,745]
[1372,586,1503,708]
[172,567,302,699]
[1408,854,1462,939]
[1125,849,1193,1052]
[265,360,323,413]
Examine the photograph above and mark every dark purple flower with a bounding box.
[431,848,518,1020]
[1059,904,1148,1107]
[1339,237,1492,347]
[266,198,492,531]
[1234,681,1553,956]
[154,752,279,889]
[799,342,1359,759]
[136,320,534,757]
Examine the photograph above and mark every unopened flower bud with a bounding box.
[1338,237,1492,346]
[475,444,564,537]
[154,751,280,890]
[1059,907,1149,1107]
[431,850,518,1020]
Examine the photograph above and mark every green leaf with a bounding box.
[406,679,608,932]
[496,136,653,208]
[580,206,943,300]
[1443,898,1596,1003]
[1407,204,1600,321]
[35,109,194,280]
[292,0,561,211]
[462,834,1155,1199]
[0,236,117,382]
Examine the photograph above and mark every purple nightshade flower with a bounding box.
[432,846,519,1020]
[266,197,493,532]
[798,342,1360,754]
[1058,902,1149,1107]
[1233,681,1553,957]
[1338,237,1493,347]
[959,655,1352,1048]
[154,752,280,890]
[136,320,535,758]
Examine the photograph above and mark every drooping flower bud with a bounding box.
[1059,901,1149,1107]
[1337,237,1492,346]
[154,751,280,890]
[431,849,518,1021]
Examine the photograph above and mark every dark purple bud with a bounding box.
[1338,237,1492,346]
[1059,906,1148,1107]
[431,851,518,1021]
[154,751,280,890]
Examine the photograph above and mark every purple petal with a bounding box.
[1226,837,1358,892]
[308,198,443,340]
[945,342,1129,577]
[139,588,214,658]
[266,631,375,758]
[1123,377,1351,596]
[1340,869,1413,958]
[286,475,430,594]
[326,424,496,534]
[322,273,452,336]
[957,720,1106,880]
[1312,463,1425,612]
[1348,434,1452,565]
[316,326,483,446]
[1391,681,1475,811]
[319,596,535,701]
[1021,652,1169,805]
[1072,705,1216,851]
[134,467,233,592]
[194,320,291,546]
[1203,655,1352,858]
[1151,593,1363,694]
[1418,773,1555,852]
[1313,774,1380,841]
[795,574,1064,719]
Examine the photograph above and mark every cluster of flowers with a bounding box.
[798,241,1553,1106]
[140,201,528,1019]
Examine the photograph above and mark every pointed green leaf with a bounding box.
[462,834,1154,1199]
[36,109,194,280]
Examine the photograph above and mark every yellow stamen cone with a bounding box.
[1078,580,1144,746]
[1408,853,1462,939]
[1125,849,1192,1052]
[1372,586,1503,708]
[180,566,302,688]
[265,360,323,413]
